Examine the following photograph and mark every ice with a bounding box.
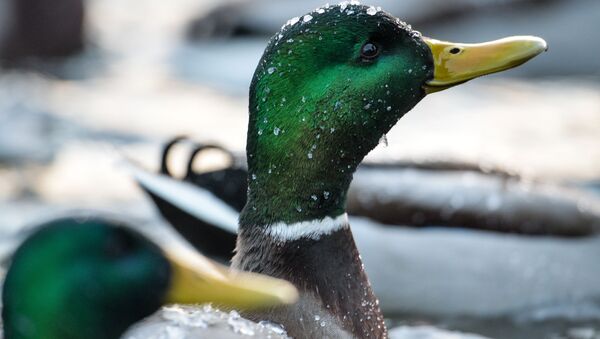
[125,305,290,338]
[389,326,490,339]
[257,321,286,335]
[227,311,255,335]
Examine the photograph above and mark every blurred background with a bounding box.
[0,0,599,338]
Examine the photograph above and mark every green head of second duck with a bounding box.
[1,218,298,339]
[242,3,546,226]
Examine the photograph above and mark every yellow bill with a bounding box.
[163,246,298,310]
[423,36,547,94]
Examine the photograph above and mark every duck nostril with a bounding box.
[449,47,461,55]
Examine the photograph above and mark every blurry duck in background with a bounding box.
[1,217,298,339]
[0,0,84,67]
[131,2,550,337]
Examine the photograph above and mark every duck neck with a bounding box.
[237,139,386,337]
[233,216,387,338]
[240,167,352,227]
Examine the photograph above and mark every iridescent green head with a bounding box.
[242,3,546,226]
[1,218,297,339]
[2,219,169,339]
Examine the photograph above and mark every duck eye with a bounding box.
[361,42,380,60]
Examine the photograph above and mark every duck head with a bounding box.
[242,3,546,226]
[1,218,297,339]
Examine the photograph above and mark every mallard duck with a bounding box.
[1,217,297,339]
[133,3,547,337]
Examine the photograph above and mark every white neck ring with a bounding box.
[265,213,349,242]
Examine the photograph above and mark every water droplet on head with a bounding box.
[268,67,277,74]
[303,14,313,23]
[273,127,281,136]
[311,195,318,201]
[286,16,300,26]
[366,6,377,15]
[379,134,388,147]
